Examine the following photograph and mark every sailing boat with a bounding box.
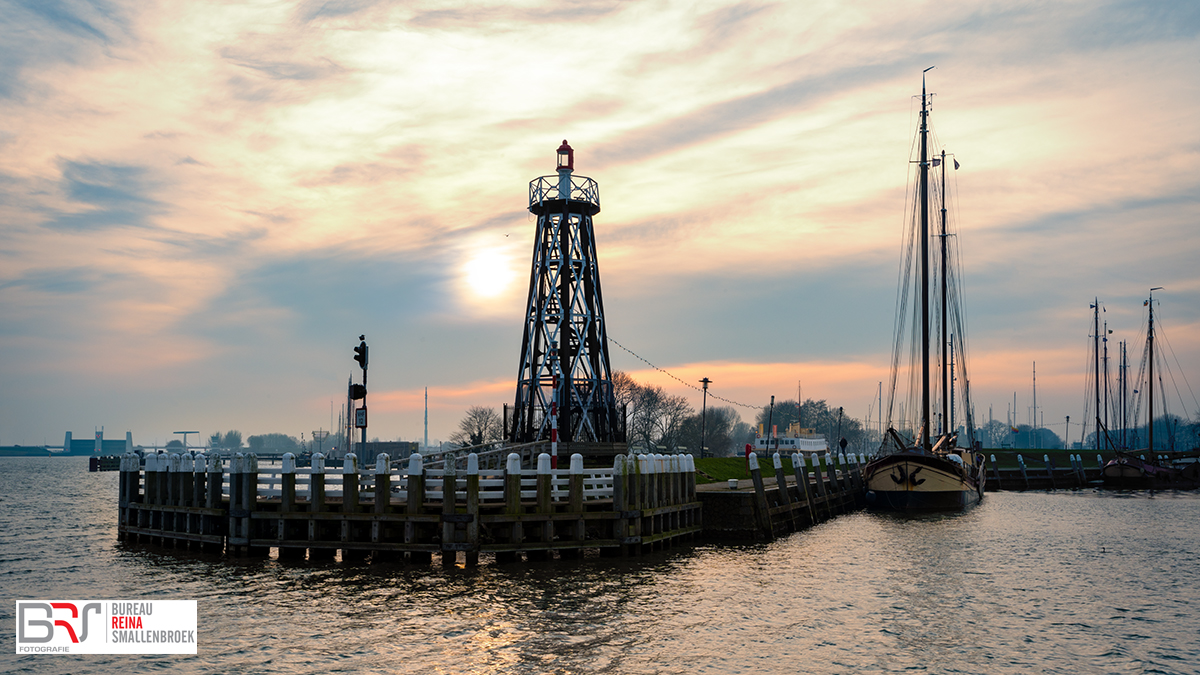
[1102,289,1200,489]
[863,71,987,510]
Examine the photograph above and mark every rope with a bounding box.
[608,336,760,410]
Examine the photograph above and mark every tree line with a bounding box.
[447,372,875,457]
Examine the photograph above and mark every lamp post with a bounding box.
[699,377,711,459]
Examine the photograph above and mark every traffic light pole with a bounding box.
[353,336,369,451]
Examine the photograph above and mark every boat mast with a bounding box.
[940,149,949,440]
[920,68,933,452]
[1093,298,1101,452]
[1103,319,1109,436]
[1148,287,1161,454]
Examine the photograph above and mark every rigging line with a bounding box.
[607,336,760,410]
[1155,320,1200,417]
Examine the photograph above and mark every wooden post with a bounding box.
[1044,454,1056,491]
[156,452,170,509]
[190,453,205,510]
[166,453,180,509]
[246,453,268,556]
[278,452,304,560]
[1018,454,1029,491]
[339,452,366,561]
[500,452,522,563]
[178,453,193,507]
[611,454,629,558]
[826,452,842,492]
[308,453,333,560]
[465,453,480,567]
[343,453,360,513]
[227,453,243,555]
[792,453,815,525]
[989,454,1001,490]
[643,451,662,540]
[810,454,827,519]
[441,454,458,567]
[528,452,553,560]
[683,454,697,534]
[373,453,390,514]
[749,455,773,541]
[563,453,585,557]
[772,452,796,531]
[407,453,430,564]
[205,454,222,508]
[117,454,131,541]
[143,453,157,509]
[371,453,396,562]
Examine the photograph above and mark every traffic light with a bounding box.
[349,384,367,400]
[353,339,368,369]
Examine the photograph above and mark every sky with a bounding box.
[2,0,1198,450]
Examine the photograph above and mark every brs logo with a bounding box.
[18,602,102,644]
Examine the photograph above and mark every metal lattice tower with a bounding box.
[508,141,624,444]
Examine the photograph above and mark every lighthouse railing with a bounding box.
[528,175,600,208]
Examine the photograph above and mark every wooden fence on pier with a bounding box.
[117,450,700,565]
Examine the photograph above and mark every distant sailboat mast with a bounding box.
[1148,287,1162,453]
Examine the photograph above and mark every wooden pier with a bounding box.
[116,449,870,563]
[699,453,866,540]
[117,450,702,565]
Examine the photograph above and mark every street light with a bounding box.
[699,377,711,459]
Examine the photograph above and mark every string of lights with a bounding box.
[608,336,761,410]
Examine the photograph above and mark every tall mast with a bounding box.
[1148,287,1161,454]
[1113,341,1123,446]
[1093,298,1101,451]
[940,149,949,439]
[919,68,933,452]
[1103,319,1109,436]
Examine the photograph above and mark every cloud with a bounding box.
[41,160,163,231]
[0,0,131,100]
[0,265,116,296]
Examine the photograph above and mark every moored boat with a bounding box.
[864,70,987,511]
[1100,289,1200,489]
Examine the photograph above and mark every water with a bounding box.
[2,457,1198,674]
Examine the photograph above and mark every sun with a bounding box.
[464,249,517,299]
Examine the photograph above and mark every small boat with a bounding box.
[863,71,987,511]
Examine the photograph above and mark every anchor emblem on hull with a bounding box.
[909,466,925,486]
[890,466,906,484]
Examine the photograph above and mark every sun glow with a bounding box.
[464,249,517,299]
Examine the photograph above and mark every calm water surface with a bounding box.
[2,457,1197,674]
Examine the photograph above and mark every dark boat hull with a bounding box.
[1102,455,1200,490]
[863,452,984,511]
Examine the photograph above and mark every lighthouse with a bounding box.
[508,141,624,446]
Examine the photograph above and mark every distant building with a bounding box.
[60,430,133,455]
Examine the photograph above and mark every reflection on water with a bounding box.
[2,458,1198,674]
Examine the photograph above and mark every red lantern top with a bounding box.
[556,140,574,172]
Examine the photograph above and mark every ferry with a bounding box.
[754,423,828,457]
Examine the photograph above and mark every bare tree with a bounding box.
[679,406,742,456]
[450,406,503,448]
[619,373,694,452]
